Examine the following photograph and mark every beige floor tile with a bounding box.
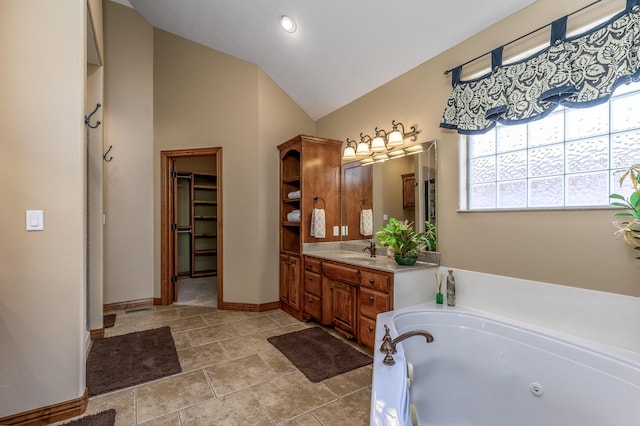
[322,365,372,397]
[136,309,179,326]
[262,323,309,338]
[111,313,137,328]
[252,372,336,424]
[176,306,217,318]
[186,323,240,346]
[231,316,281,335]
[138,412,181,425]
[162,315,207,333]
[278,412,322,425]
[171,330,192,350]
[136,370,214,424]
[179,389,272,425]
[178,341,228,372]
[219,333,278,359]
[311,388,371,426]
[205,354,280,395]
[259,348,297,375]
[267,311,303,326]
[201,310,250,326]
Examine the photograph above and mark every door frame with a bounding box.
[160,147,223,306]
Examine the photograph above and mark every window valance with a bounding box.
[440,0,640,134]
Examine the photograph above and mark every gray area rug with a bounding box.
[267,327,371,382]
[61,409,116,426]
[86,327,182,396]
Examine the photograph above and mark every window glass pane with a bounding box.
[470,131,496,157]
[610,169,637,200]
[529,144,564,177]
[566,137,609,173]
[611,91,640,132]
[470,183,496,209]
[565,103,609,140]
[497,151,527,180]
[566,171,609,206]
[497,180,527,208]
[611,129,640,169]
[470,156,496,184]
[529,110,564,147]
[529,176,564,207]
[497,124,527,152]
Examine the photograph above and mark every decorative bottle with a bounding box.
[446,269,456,306]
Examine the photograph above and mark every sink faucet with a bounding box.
[363,241,377,258]
[379,324,434,365]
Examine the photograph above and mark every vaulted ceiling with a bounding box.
[113,0,536,120]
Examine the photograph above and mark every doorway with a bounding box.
[161,147,222,307]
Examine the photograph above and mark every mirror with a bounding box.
[341,140,437,244]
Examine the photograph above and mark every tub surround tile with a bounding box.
[252,372,336,424]
[178,341,228,372]
[186,323,240,346]
[311,388,371,426]
[231,316,281,335]
[136,370,214,424]
[205,354,280,395]
[179,390,272,426]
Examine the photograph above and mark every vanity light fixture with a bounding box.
[342,120,421,163]
[342,138,357,160]
[279,14,297,33]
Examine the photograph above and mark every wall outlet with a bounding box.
[333,226,339,236]
[341,225,348,235]
[383,214,388,221]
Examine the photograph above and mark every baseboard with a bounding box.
[221,301,280,312]
[90,328,105,340]
[103,298,154,313]
[154,297,162,305]
[0,388,88,425]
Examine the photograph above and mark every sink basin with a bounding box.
[336,254,378,262]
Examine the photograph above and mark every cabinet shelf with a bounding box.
[195,249,217,255]
[282,221,301,227]
[282,198,300,203]
[194,216,217,220]
[194,233,217,238]
[282,176,300,184]
[192,270,217,277]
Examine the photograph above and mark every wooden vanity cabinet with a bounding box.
[358,270,392,350]
[303,258,322,322]
[279,254,301,317]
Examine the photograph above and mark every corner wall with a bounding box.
[0,0,87,416]
[317,0,640,297]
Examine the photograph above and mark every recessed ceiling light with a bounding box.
[279,14,297,33]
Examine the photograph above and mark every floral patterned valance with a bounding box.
[441,0,640,135]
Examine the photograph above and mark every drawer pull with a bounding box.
[330,286,334,291]
[369,278,375,284]
[308,298,313,302]
[369,326,374,331]
[369,295,375,301]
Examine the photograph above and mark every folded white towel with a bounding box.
[287,190,301,199]
[310,208,326,238]
[287,209,301,222]
[360,209,373,236]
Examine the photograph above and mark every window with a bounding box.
[464,80,640,210]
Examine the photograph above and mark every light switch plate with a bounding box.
[26,210,44,231]
[333,226,339,236]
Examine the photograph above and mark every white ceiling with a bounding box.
[114,0,536,120]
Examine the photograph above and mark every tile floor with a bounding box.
[55,306,373,425]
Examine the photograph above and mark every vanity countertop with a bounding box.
[302,249,438,273]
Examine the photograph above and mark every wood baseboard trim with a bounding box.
[0,388,88,425]
[103,298,154,313]
[154,297,163,305]
[90,328,104,340]
[221,301,280,312]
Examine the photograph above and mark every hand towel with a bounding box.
[360,209,373,236]
[287,190,301,199]
[310,208,326,238]
[287,209,301,222]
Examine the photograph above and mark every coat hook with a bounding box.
[103,145,113,162]
[85,103,102,129]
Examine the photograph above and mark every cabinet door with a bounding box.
[287,255,301,310]
[330,279,357,338]
[358,315,377,351]
[279,254,289,304]
[402,173,415,209]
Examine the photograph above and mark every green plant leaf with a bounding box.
[609,193,626,200]
[614,212,634,217]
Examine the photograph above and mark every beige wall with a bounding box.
[318,0,640,297]
[0,0,87,416]
[103,1,154,304]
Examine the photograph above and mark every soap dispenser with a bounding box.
[446,269,456,306]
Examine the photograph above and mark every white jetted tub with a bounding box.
[371,304,640,426]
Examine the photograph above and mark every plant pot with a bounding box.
[394,254,418,266]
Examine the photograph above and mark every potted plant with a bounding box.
[376,218,428,265]
[610,164,640,258]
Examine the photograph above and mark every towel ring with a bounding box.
[360,198,371,210]
[313,197,326,209]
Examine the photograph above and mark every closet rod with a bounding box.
[443,0,603,75]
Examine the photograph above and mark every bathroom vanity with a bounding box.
[302,246,436,351]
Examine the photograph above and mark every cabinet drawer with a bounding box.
[358,315,377,351]
[360,270,390,293]
[323,262,359,284]
[359,289,390,319]
[304,292,322,321]
[304,271,322,297]
[305,257,322,274]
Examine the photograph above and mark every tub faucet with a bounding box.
[380,324,434,366]
[363,241,377,257]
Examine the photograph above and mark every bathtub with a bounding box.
[371,303,640,426]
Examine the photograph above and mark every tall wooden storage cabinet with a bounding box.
[278,135,342,320]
